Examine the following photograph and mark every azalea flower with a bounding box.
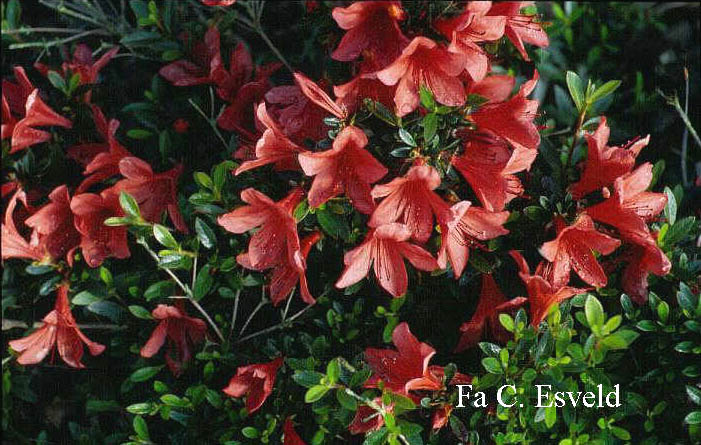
[293,72,347,121]
[452,135,536,211]
[364,322,469,394]
[265,82,332,143]
[70,189,130,267]
[510,250,588,326]
[8,284,105,368]
[333,72,396,115]
[436,2,506,81]
[159,27,225,87]
[2,66,34,140]
[298,125,387,214]
[437,200,510,277]
[331,1,409,69]
[66,105,112,167]
[222,356,284,413]
[467,74,517,103]
[71,108,133,193]
[369,164,447,243]
[234,102,306,175]
[36,44,119,103]
[283,418,306,445]
[240,231,321,306]
[377,36,466,116]
[111,157,188,233]
[539,215,621,288]
[348,398,391,435]
[335,223,438,298]
[454,274,527,352]
[620,239,671,304]
[201,0,236,5]
[1,188,44,263]
[584,163,667,243]
[487,1,549,61]
[218,187,305,272]
[569,117,649,199]
[24,185,81,265]
[471,70,540,152]
[140,302,207,376]
[216,43,281,135]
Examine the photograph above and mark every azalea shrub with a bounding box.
[2,1,700,444]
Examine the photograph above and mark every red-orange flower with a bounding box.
[539,215,621,288]
[70,189,130,268]
[369,164,447,243]
[218,188,304,271]
[23,185,80,265]
[487,1,549,61]
[140,302,207,376]
[436,2,506,81]
[201,0,236,5]
[471,70,540,152]
[111,157,187,233]
[265,82,332,143]
[331,1,409,69]
[569,117,649,199]
[333,72,396,115]
[222,357,284,413]
[299,125,387,214]
[377,37,466,116]
[584,163,667,243]
[283,418,306,445]
[348,398,391,434]
[437,201,510,277]
[234,102,307,175]
[335,223,438,298]
[452,135,536,211]
[293,72,347,121]
[454,274,527,352]
[510,250,588,326]
[9,87,72,153]
[159,27,224,87]
[620,239,671,304]
[8,284,105,368]
[1,188,44,263]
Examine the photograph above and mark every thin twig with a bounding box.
[681,68,690,188]
[658,88,701,152]
[236,303,314,344]
[188,98,229,151]
[138,239,225,343]
[239,298,267,337]
[228,289,242,341]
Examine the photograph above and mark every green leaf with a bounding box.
[609,426,630,441]
[326,359,340,384]
[195,218,216,249]
[588,80,621,104]
[128,305,153,319]
[423,113,438,142]
[678,282,697,312]
[160,394,191,408]
[481,357,502,374]
[664,186,677,226]
[317,208,350,240]
[126,402,154,415]
[119,192,141,218]
[305,385,330,403]
[120,30,161,46]
[126,128,153,139]
[585,295,604,328]
[687,386,701,406]
[419,85,436,110]
[293,371,324,388]
[566,71,585,112]
[242,427,259,439]
[104,217,131,226]
[499,313,514,332]
[601,330,639,349]
[144,280,174,301]
[336,388,357,410]
[194,172,214,191]
[193,264,214,300]
[133,415,149,440]
[478,342,501,357]
[86,399,121,414]
[153,224,178,249]
[72,291,100,306]
[545,403,557,428]
[398,128,416,147]
[129,366,163,382]
[390,147,412,158]
[665,216,696,246]
[47,71,66,92]
[657,301,669,324]
[684,411,701,425]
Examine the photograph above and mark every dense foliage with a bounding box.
[2,1,699,444]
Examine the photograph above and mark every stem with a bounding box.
[228,289,242,341]
[281,290,294,321]
[563,110,586,183]
[138,239,225,343]
[658,88,701,152]
[255,24,293,73]
[239,296,267,337]
[236,303,314,344]
[681,69,690,188]
[188,98,229,151]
